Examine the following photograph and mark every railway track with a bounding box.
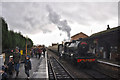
[48,57,74,80]
[47,49,119,80]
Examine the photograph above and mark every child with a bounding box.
[23,55,32,79]
[0,65,8,80]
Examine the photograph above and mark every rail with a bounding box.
[48,57,74,80]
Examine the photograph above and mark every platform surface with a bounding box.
[32,52,48,79]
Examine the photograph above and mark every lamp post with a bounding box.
[26,35,28,56]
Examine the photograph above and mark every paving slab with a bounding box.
[32,52,48,79]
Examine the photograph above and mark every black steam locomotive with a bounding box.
[58,38,96,67]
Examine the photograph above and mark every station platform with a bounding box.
[32,52,48,79]
[0,52,49,79]
[97,59,120,68]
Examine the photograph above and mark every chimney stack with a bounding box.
[107,25,110,30]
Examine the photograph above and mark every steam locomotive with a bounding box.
[58,38,96,68]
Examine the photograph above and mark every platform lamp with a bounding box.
[26,35,28,56]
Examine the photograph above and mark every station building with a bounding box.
[70,32,89,41]
[70,26,120,62]
[84,26,120,62]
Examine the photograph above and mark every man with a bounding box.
[35,48,38,58]
[7,56,14,78]
[13,47,21,77]
[42,46,46,57]
[38,48,42,59]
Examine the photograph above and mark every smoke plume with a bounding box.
[46,5,71,39]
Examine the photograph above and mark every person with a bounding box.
[6,56,14,78]
[10,50,14,55]
[31,49,34,57]
[42,47,46,57]
[58,44,63,60]
[0,65,8,80]
[38,48,42,59]
[22,55,32,79]
[35,48,38,58]
[13,47,21,77]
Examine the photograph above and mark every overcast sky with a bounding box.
[1,0,119,46]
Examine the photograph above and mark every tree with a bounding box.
[1,17,33,52]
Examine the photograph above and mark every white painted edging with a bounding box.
[45,51,49,79]
[97,60,120,68]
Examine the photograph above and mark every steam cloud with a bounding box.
[46,5,71,39]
